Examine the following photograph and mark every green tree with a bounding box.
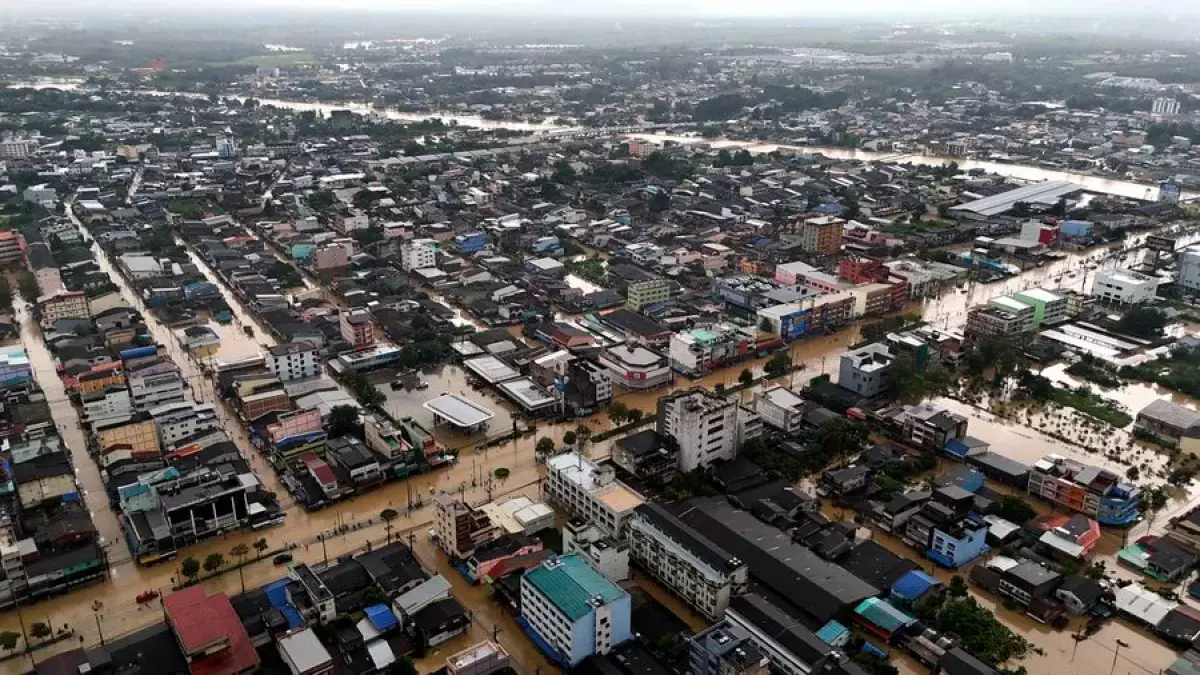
[1140,485,1170,530]
[816,417,868,458]
[1115,307,1169,339]
[563,430,578,446]
[627,408,644,423]
[202,553,225,575]
[764,352,790,378]
[887,353,928,404]
[949,574,969,598]
[327,404,360,438]
[230,544,250,593]
[535,437,556,456]
[575,425,592,453]
[0,631,19,653]
[738,369,754,386]
[253,537,269,560]
[15,270,38,301]
[381,508,399,543]
[608,401,630,425]
[180,556,201,583]
[494,467,510,482]
[985,496,1037,525]
[29,622,51,642]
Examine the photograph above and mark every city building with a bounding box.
[164,586,261,675]
[125,359,187,412]
[1028,455,1141,526]
[0,229,22,264]
[1135,400,1200,447]
[965,306,1028,341]
[545,453,644,536]
[1153,97,1181,117]
[627,503,748,620]
[657,388,741,472]
[751,386,807,434]
[433,494,498,560]
[668,324,759,376]
[267,341,322,381]
[563,519,629,582]
[611,430,677,482]
[879,402,968,451]
[838,343,893,398]
[37,290,89,329]
[723,593,835,675]
[1179,246,1200,293]
[520,554,632,666]
[446,641,511,675]
[928,514,990,568]
[339,308,375,350]
[148,400,219,445]
[401,238,438,272]
[0,136,38,159]
[688,621,771,675]
[798,216,845,254]
[1013,288,1068,327]
[1092,269,1160,305]
[625,278,671,310]
[598,344,671,390]
[986,296,1036,331]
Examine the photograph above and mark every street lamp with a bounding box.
[1110,638,1130,675]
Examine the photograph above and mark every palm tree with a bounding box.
[231,544,250,593]
[253,537,269,560]
[381,508,399,543]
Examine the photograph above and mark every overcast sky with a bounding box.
[15,0,1200,18]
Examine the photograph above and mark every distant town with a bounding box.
[0,11,1199,675]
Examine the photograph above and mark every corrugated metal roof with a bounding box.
[854,597,915,634]
[524,554,626,621]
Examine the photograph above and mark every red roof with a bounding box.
[301,452,336,486]
[164,587,260,675]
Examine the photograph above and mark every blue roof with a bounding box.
[524,555,627,621]
[855,597,916,634]
[265,579,305,629]
[891,570,941,600]
[365,604,397,632]
[816,620,850,646]
[814,203,845,214]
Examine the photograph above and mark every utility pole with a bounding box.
[1110,639,1130,675]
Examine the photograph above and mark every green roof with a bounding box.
[524,555,626,621]
[854,597,915,634]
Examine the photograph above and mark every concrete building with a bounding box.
[798,216,844,254]
[965,306,1028,341]
[1028,455,1141,526]
[564,520,629,582]
[1092,269,1160,305]
[628,503,748,620]
[838,343,893,398]
[545,453,643,536]
[1153,97,1181,117]
[148,400,219,445]
[626,278,671,310]
[37,290,89,329]
[597,344,670,390]
[1178,246,1200,293]
[433,494,498,560]
[752,386,807,434]
[0,230,21,265]
[520,554,632,666]
[657,388,741,472]
[986,296,1036,331]
[446,641,511,675]
[1013,288,1068,327]
[267,341,321,381]
[125,360,187,412]
[689,621,771,675]
[339,308,375,350]
[0,137,38,159]
[401,238,438,272]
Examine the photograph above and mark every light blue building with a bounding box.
[520,554,632,666]
[928,514,990,568]
[454,231,487,254]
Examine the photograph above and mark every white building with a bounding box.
[125,363,187,412]
[752,385,807,434]
[1153,97,1181,117]
[656,388,742,472]
[1092,268,1160,305]
[400,238,438,272]
[545,453,644,536]
[0,137,37,159]
[564,520,629,582]
[838,343,893,398]
[22,184,56,208]
[266,341,321,381]
[520,555,632,667]
[1178,246,1200,293]
[148,401,219,445]
[80,388,134,426]
[627,503,748,620]
[597,344,670,390]
[37,290,89,329]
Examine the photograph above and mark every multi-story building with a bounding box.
[1013,288,1068,326]
[446,641,511,675]
[928,514,990,569]
[689,621,771,675]
[627,503,748,620]
[37,290,88,328]
[433,494,498,560]
[986,296,1036,331]
[401,238,439,271]
[1091,269,1160,305]
[0,137,38,159]
[564,519,629,582]
[0,347,32,387]
[626,278,671,310]
[798,216,845,254]
[520,554,632,666]
[724,594,836,675]
[752,386,807,434]
[1028,455,1141,526]
[80,387,135,427]
[882,402,968,451]
[266,341,321,381]
[850,283,897,318]
[1153,97,1181,117]
[1179,246,1200,293]
[965,305,1027,341]
[125,359,187,412]
[339,308,375,350]
[668,323,758,376]
[657,388,741,472]
[0,229,22,265]
[598,344,671,390]
[148,400,219,445]
[545,453,644,536]
[838,343,893,398]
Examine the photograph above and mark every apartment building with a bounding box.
[1028,455,1141,526]
[626,278,671,310]
[433,493,498,560]
[838,343,893,398]
[37,290,89,329]
[627,503,748,620]
[545,453,644,536]
[657,388,742,472]
[1012,288,1068,326]
[401,238,438,272]
[339,308,375,350]
[752,386,807,434]
[798,216,845,254]
[965,305,1027,341]
[148,401,220,445]
[520,554,632,666]
[266,341,321,381]
[125,359,187,411]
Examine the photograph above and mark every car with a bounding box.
[273,553,294,565]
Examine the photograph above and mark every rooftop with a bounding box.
[524,554,628,621]
[423,393,495,428]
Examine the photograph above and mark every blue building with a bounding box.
[532,235,564,256]
[928,514,989,568]
[454,232,487,254]
[1059,220,1095,239]
[520,554,632,666]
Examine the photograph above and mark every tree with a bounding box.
[203,553,225,575]
[0,631,19,653]
[887,353,929,404]
[627,408,644,423]
[985,496,1037,525]
[15,271,38,301]
[253,537,269,560]
[327,405,360,438]
[816,417,868,458]
[535,437,556,456]
[1140,485,1170,530]
[387,655,418,675]
[949,574,969,598]
[381,508,399,543]
[764,352,790,378]
[575,425,592,454]
[29,622,51,642]
[230,544,250,593]
[738,369,754,386]
[608,401,630,425]
[563,430,578,446]
[180,556,201,583]
[1115,307,1169,339]
[494,467,510,482]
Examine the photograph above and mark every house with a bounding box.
[972,557,1061,608]
[838,343,892,398]
[278,627,334,675]
[163,586,261,675]
[927,513,989,569]
[1136,400,1200,447]
[821,465,871,497]
[1054,574,1109,614]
